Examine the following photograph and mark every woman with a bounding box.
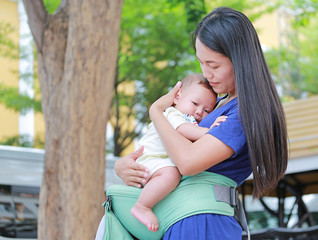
[114,7,288,239]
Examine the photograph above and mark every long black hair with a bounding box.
[193,7,288,198]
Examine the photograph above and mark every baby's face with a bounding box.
[174,84,216,122]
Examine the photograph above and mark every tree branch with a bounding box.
[22,0,48,52]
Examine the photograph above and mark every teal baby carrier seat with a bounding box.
[101,171,250,240]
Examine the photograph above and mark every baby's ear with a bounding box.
[173,89,182,105]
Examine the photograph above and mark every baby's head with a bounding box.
[174,73,217,123]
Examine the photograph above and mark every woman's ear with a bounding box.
[173,89,182,105]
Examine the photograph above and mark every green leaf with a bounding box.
[43,0,61,14]
[0,83,42,113]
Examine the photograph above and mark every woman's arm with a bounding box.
[149,84,234,175]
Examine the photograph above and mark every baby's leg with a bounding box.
[131,166,181,232]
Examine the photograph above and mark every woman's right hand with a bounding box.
[149,81,182,120]
[114,146,149,188]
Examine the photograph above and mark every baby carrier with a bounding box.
[100,171,250,240]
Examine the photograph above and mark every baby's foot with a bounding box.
[131,203,159,232]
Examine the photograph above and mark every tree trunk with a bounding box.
[22,0,123,239]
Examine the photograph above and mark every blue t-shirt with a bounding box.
[163,96,252,240]
[199,97,252,185]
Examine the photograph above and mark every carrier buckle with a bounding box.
[230,187,239,210]
[102,196,112,211]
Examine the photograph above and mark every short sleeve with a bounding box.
[164,107,187,129]
[184,114,198,125]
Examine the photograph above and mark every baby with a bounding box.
[131,73,226,232]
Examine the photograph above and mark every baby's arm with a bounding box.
[176,123,209,142]
[177,116,227,141]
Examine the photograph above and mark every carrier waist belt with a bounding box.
[104,171,239,240]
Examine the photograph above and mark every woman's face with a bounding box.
[195,39,236,96]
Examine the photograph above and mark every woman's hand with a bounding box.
[114,146,149,188]
[149,81,182,120]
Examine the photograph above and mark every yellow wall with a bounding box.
[0,0,19,138]
[0,0,45,147]
[33,64,45,144]
[254,11,280,48]
[34,113,45,140]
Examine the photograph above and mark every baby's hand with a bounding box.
[210,116,228,129]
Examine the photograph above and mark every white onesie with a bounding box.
[136,107,191,177]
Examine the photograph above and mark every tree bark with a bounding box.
[22,0,123,239]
